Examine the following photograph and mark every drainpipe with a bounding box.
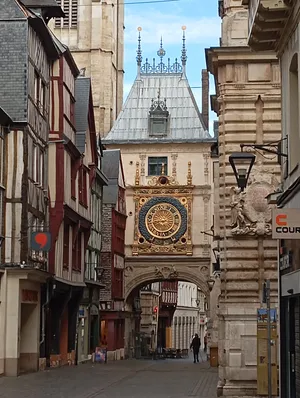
[40,279,52,346]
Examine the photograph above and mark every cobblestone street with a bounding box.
[0,353,218,398]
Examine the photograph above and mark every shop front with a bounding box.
[47,279,84,368]
[100,311,126,361]
[77,286,100,363]
[274,205,300,398]
[0,268,47,376]
[279,240,300,398]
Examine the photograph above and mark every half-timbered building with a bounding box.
[46,40,94,368]
[100,149,127,360]
[74,77,108,363]
[0,0,62,376]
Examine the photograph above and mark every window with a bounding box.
[34,71,40,105]
[72,228,81,271]
[32,144,37,181]
[63,224,70,268]
[148,156,168,176]
[113,269,124,299]
[70,98,75,125]
[289,53,299,173]
[77,232,82,271]
[55,0,78,28]
[79,167,88,206]
[148,96,169,136]
[71,158,76,198]
[40,81,46,115]
[40,151,44,187]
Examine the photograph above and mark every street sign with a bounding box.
[30,232,51,252]
[272,208,300,239]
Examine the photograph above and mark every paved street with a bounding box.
[0,352,218,398]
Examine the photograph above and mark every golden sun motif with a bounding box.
[152,210,174,232]
[145,203,181,239]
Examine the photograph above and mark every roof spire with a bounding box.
[181,26,187,74]
[136,27,143,77]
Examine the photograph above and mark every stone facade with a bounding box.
[108,143,214,300]
[172,282,206,349]
[206,1,282,396]
[49,0,124,136]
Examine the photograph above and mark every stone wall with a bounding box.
[49,0,124,136]
[206,3,282,395]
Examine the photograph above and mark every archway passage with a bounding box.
[123,256,211,361]
[124,256,211,300]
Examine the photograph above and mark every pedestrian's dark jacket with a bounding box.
[190,336,201,352]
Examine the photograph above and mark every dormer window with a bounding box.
[148,92,169,137]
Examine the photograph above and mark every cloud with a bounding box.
[124,11,221,46]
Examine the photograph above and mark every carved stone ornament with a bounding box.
[229,164,279,236]
[155,265,178,279]
[148,175,179,186]
[124,265,133,276]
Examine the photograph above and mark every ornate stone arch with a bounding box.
[124,260,210,301]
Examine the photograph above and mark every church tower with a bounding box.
[103,28,216,356]
[49,0,124,136]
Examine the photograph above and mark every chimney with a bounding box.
[201,69,209,131]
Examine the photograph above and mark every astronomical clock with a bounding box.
[132,163,193,256]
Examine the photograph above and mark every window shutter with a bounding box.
[71,0,78,28]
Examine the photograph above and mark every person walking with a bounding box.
[204,334,208,353]
[190,333,201,363]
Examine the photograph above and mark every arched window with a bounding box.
[289,53,299,172]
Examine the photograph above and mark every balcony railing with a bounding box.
[248,0,291,51]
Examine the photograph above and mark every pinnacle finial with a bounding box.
[136,27,143,68]
[181,26,187,68]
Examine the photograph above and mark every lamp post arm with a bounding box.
[240,144,288,157]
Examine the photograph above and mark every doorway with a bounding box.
[19,303,38,374]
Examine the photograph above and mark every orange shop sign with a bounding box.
[272,209,300,239]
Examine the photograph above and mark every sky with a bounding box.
[123,0,221,134]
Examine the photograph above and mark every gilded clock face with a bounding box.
[138,196,187,244]
[146,203,181,239]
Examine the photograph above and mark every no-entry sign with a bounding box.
[272,209,300,239]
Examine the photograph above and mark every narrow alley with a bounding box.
[0,353,218,398]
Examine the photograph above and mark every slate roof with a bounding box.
[74,77,92,153]
[102,150,121,205]
[20,0,64,17]
[0,107,12,126]
[103,74,211,144]
[102,150,120,182]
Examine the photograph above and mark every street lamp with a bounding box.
[229,152,256,191]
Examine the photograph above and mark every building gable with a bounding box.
[103,31,211,145]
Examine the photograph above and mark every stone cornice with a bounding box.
[125,256,210,264]
[206,46,278,76]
